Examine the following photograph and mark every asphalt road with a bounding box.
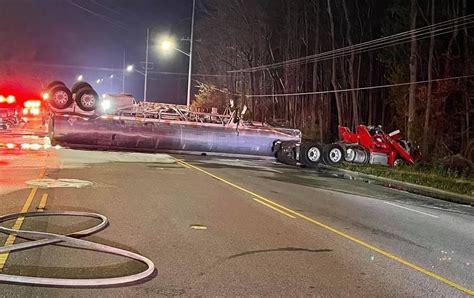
[0,125,473,297]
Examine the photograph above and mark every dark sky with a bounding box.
[0,0,193,103]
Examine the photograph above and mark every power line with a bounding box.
[101,0,142,20]
[88,0,144,26]
[232,15,474,72]
[230,15,474,73]
[295,22,474,69]
[147,71,228,77]
[0,61,226,78]
[68,0,129,30]
[245,74,474,98]
[0,61,122,72]
[88,0,127,18]
[234,18,473,73]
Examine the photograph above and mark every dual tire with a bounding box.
[284,142,345,167]
[300,142,323,168]
[322,143,345,166]
[276,141,298,166]
[47,81,98,111]
[49,83,73,110]
[74,87,98,112]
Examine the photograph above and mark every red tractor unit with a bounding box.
[338,125,415,166]
[274,125,416,168]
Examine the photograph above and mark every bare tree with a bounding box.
[462,0,470,148]
[327,0,343,127]
[408,0,418,141]
[342,0,359,128]
[422,0,435,156]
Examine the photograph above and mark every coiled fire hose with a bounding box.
[0,211,155,287]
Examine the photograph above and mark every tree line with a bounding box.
[193,0,473,160]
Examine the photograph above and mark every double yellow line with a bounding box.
[0,169,48,271]
[176,159,473,296]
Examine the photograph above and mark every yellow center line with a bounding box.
[253,198,296,219]
[179,162,191,169]
[175,159,191,168]
[177,159,474,296]
[37,194,48,212]
[0,168,46,271]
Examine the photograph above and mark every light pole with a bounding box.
[122,51,126,93]
[159,41,192,106]
[124,29,150,101]
[126,65,150,98]
[187,0,196,107]
[159,0,196,107]
[144,28,150,102]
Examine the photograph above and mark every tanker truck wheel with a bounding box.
[393,158,405,167]
[276,141,298,166]
[345,147,356,162]
[323,143,345,166]
[46,81,66,91]
[75,87,98,112]
[49,85,73,110]
[300,142,323,168]
[71,82,93,94]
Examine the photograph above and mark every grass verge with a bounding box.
[342,163,474,197]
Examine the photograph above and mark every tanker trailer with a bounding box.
[45,82,302,156]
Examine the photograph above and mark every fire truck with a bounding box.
[0,95,20,129]
[0,83,46,129]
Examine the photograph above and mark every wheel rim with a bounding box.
[307,147,321,162]
[81,94,96,108]
[329,148,342,163]
[54,91,68,106]
[394,159,403,166]
[346,148,355,162]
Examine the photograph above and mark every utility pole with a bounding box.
[144,27,150,102]
[186,0,196,107]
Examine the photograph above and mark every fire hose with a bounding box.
[0,211,155,287]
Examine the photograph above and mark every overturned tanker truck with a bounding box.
[45,81,302,157]
[45,81,416,167]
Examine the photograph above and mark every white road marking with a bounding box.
[26,178,93,188]
[262,167,284,174]
[384,201,440,219]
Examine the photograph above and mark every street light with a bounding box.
[161,39,173,51]
[160,37,190,57]
[158,0,196,107]
[125,63,151,101]
[187,0,196,108]
[122,64,134,94]
[127,29,150,101]
[159,37,193,107]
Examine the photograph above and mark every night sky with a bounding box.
[0,0,193,103]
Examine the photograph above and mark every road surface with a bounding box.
[0,124,473,297]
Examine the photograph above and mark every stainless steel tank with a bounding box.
[49,114,302,156]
